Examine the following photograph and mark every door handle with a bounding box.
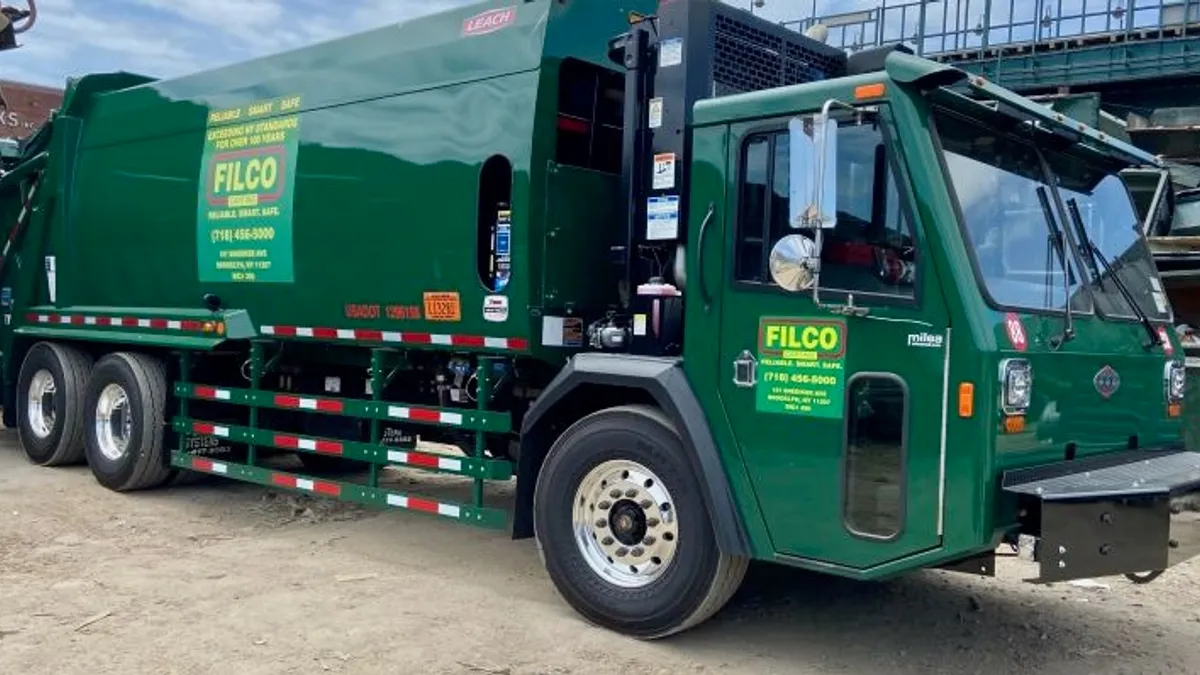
[697,202,715,313]
[732,350,757,388]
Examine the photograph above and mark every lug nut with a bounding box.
[642,536,656,545]
[625,489,638,498]
[631,547,645,557]
[646,518,660,528]
[639,500,653,509]
[595,519,608,528]
[615,547,629,557]
[598,501,611,510]
[601,537,614,546]
[610,489,621,499]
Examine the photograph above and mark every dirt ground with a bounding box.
[1,431,1199,675]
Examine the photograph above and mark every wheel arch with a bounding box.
[513,353,751,558]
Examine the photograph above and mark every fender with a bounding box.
[513,352,750,558]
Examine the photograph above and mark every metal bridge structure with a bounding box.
[785,1,1200,179]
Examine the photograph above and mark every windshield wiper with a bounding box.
[1065,197,1161,351]
[1035,186,1075,349]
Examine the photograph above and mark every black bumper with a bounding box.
[1001,448,1200,583]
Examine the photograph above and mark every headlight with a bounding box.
[1165,361,1186,403]
[1000,358,1032,414]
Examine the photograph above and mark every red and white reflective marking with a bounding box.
[193,386,232,401]
[271,473,342,497]
[387,449,463,473]
[260,324,528,351]
[192,422,231,437]
[1003,312,1028,352]
[25,312,206,332]
[274,394,344,413]
[190,458,229,475]
[1157,326,1175,355]
[387,405,463,426]
[273,433,344,456]
[386,493,461,518]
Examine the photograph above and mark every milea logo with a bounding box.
[907,332,944,348]
[462,7,517,36]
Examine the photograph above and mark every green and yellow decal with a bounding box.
[197,95,302,283]
[757,317,847,418]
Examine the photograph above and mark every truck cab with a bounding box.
[526,5,1200,636]
[675,48,1194,577]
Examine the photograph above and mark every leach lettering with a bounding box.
[463,7,516,35]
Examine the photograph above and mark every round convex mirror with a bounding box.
[769,234,819,292]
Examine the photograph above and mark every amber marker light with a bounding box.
[1169,403,1182,418]
[1003,415,1026,434]
[957,382,974,418]
[854,83,886,100]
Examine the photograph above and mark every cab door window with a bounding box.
[734,112,919,303]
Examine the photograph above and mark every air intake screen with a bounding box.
[712,13,845,97]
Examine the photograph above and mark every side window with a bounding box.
[555,58,624,174]
[844,374,907,539]
[733,115,919,300]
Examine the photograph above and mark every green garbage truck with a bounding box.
[1,0,1198,639]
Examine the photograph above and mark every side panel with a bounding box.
[63,72,540,344]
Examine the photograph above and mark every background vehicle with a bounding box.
[1,0,1197,639]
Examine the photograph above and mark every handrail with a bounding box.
[787,0,1199,58]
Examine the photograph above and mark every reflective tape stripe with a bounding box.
[192,422,229,437]
[386,493,461,518]
[24,312,210,332]
[191,458,229,474]
[387,450,463,472]
[386,406,463,426]
[258,325,528,351]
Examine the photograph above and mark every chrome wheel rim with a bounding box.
[26,369,57,439]
[94,383,132,461]
[572,459,679,589]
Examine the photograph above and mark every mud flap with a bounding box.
[1001,449,1200,583]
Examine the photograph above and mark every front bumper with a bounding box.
[1001,448,1200,582]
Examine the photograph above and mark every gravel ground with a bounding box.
[1,429,1199,675]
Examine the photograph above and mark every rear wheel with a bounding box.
[83,352,175,491]
[533,405,747,639]
[15,342,92,466]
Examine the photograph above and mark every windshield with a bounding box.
[933,109,1091,314]
[934,108,1170,322]
[1045,149,1173,322]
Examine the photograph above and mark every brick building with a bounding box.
[0,78,62,141]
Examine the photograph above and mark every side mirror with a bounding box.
[786,112,838,230]
[813,111,838,229]
[787,116,815,228]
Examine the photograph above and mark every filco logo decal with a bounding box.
[907,332,944,348]
[462,7,516,36]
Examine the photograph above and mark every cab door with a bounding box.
[715,107,949,568]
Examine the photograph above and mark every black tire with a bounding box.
[1125,570,1164,584]
[15,341,93,466]
[82,352,176,492]
[533,405,748,639]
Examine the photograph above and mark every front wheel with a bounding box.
[533,405,747,639]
